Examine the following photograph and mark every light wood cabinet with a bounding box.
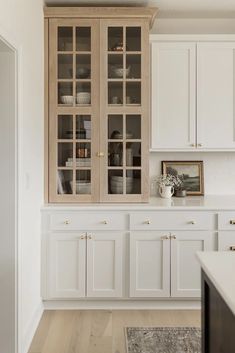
[45,7,157,203]
[151,36,235,151]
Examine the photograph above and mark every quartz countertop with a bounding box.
[197,252,235,316]
[42,195,235,210]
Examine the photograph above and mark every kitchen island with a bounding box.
[197,252,235,353]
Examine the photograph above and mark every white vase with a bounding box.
[159,185,174,199]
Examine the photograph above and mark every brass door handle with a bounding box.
[97,152,104,157]
[230,220,235,225]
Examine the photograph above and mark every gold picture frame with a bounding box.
[162,161,204,196]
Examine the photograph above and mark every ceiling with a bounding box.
[45,0,235,18]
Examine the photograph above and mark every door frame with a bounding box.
[0,26,19,353]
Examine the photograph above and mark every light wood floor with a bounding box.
[28,310,201,353]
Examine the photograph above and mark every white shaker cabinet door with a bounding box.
[130,232,170,297]
[48,233,86,298]
[87,232,123,297]
[151,42,196,150]
[171,231,214,298]
[197,42,235,149]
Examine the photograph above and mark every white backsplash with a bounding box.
[150,152,235,196]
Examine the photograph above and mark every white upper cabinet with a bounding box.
[151,37,235,151]
[151,42,196,150]
[197,42,235,149]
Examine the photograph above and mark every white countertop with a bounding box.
[197,252,235,316]
[42,195,235,211]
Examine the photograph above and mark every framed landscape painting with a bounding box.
[162,161,204,195]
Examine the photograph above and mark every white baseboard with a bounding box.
[43,299,201,310]
[22,302,44,353]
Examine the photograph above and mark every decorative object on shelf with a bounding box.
[157,174,179,199]
[111,65,130,78]
[110,176,133,194]
[76,92,91,104]
[61,95,74,105]
[162,161,204,196]
[110,41,124,51]
[111,96,121,104]
[76,67,90,79]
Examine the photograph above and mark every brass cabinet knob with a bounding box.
[97,152,104,157]
[88,234,92,240]
[64,220,70,225]
[144,220,151,224]
[230,220,235,225]
[171,235,177,240]
[190,143,196,147]
[229,246,235,251]
[188,220,196,225]
[197,143,202,147]
[102,220,108,224]
[161,235,169,240]
[80,234,86,240]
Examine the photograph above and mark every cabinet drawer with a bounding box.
[218,232,235,251]
[50,212,127,231]
[130,212,214,230]
[218,212,235,230]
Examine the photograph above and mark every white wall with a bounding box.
[150,17,235,195]
[0,1,44,352]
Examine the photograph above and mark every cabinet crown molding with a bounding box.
[44,6,158,28]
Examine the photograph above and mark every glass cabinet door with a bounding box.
[49,19,99,202]
[100,21,149,201]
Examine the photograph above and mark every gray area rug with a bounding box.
[125,327,201,353]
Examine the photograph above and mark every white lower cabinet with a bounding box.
[87,232,123,297]
[48,231,123,299]
[49,233,86,298]
[170,231,214,297]
[130,231,214,298]
[130,232,170,297]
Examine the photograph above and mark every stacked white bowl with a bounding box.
[110,176,133,194]
[70,180,91,194]
[76,92,91,104]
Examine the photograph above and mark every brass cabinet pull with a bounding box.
[97,152,104,157]
[161,235,169,240]
[230,220,235,225]
[229,246,235,251]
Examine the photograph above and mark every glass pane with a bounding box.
[58,54,73,79]
[76,54,91,79]
[126,82,141,105]
[126,54,141,79]
[108,27,123,52]
[126,142,141,167]
[76,170,91,194]
[108,54,124,79]
[126,27,141,51]
[58,27,73,51]
[58,143,73,167]
[108,115,123,139]
[58,82,73,105]
[58,115,73,139]
[109,170,123,194]
[76,115,91,140]
[126,115,141,139]
[126,170,141,194]
[76,82,91,105]
[108,142,123,167]
[57,170,73,194]
[108,82,123,105]
[76,27,91,51]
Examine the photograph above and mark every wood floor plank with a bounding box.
[28,309,201,353]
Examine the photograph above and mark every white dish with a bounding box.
[70,181,91,194]
[76,92,91,104]
[61,95,74,104]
